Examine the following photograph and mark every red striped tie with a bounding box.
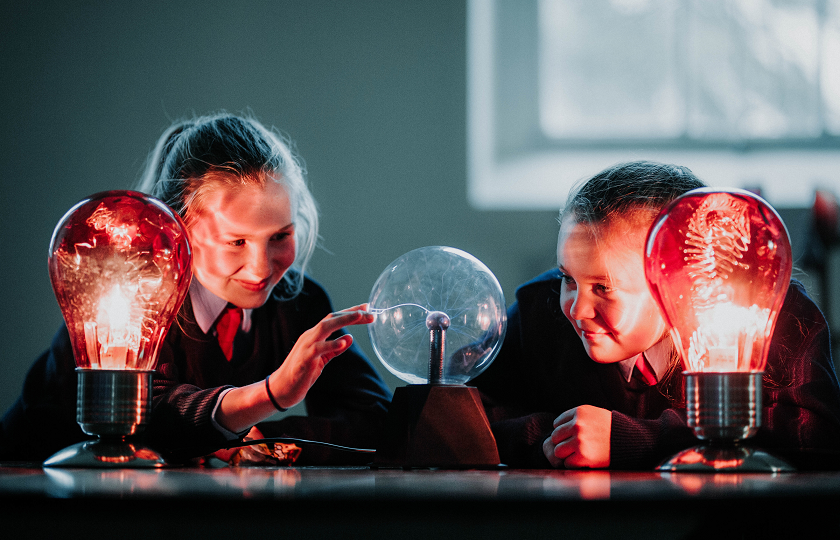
[215,305,243,361]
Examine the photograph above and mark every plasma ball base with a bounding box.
[373,385,502,469]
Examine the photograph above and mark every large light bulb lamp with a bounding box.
[368,247,507,468]
[645,188,794,472]
[43,191,191,468]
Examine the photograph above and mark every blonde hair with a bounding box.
[136,112,318,298]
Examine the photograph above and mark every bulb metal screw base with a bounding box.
[43,369,166,468]
[685,371,761,441]
[657,372,793,472]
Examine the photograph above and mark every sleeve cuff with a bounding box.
[210,387,250,440]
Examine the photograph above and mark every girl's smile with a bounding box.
[234,278,271,292]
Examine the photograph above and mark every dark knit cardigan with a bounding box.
[0,276,392,464]
[471,270,840,470]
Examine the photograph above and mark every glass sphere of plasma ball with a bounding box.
[368,246,507,385]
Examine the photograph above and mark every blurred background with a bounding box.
[2,0,839,414]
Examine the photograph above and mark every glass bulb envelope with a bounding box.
[368,246,507,385]
[645,188,792,374]
[48,190,192,371]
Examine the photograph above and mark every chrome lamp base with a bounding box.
[656,372,793,473]
[43,438,166,468]
[43,369,166,468]
[657,443,794,472]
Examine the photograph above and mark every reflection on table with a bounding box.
[2,465,839,539]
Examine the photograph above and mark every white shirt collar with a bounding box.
[189,279,252,334]
[616,336,674,383]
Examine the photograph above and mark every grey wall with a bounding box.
[0,0,559,412]
[3,0,833,417]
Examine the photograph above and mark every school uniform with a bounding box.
[472,270,840,469]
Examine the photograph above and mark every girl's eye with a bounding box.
[594,283,614,294]
[229,239,246,247]
[559,272,575,286]
[271,232,290,242]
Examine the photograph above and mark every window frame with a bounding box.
[467,0,840,210]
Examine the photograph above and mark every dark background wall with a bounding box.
[2,0,834,417]
[0,0,560,412]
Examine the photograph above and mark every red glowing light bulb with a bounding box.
[48,190,192,371]
[645,188,792,374]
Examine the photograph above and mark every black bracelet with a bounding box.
[265,375,288,412]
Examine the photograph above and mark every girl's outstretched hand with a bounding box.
[542,405,611,469]
[217,304,373,434]
[268,304,374,409]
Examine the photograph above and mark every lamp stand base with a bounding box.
[656,443,794,473]
[43,438,167,468]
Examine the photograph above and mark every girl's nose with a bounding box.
[568,292,595,320]
[247,245,273,279]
